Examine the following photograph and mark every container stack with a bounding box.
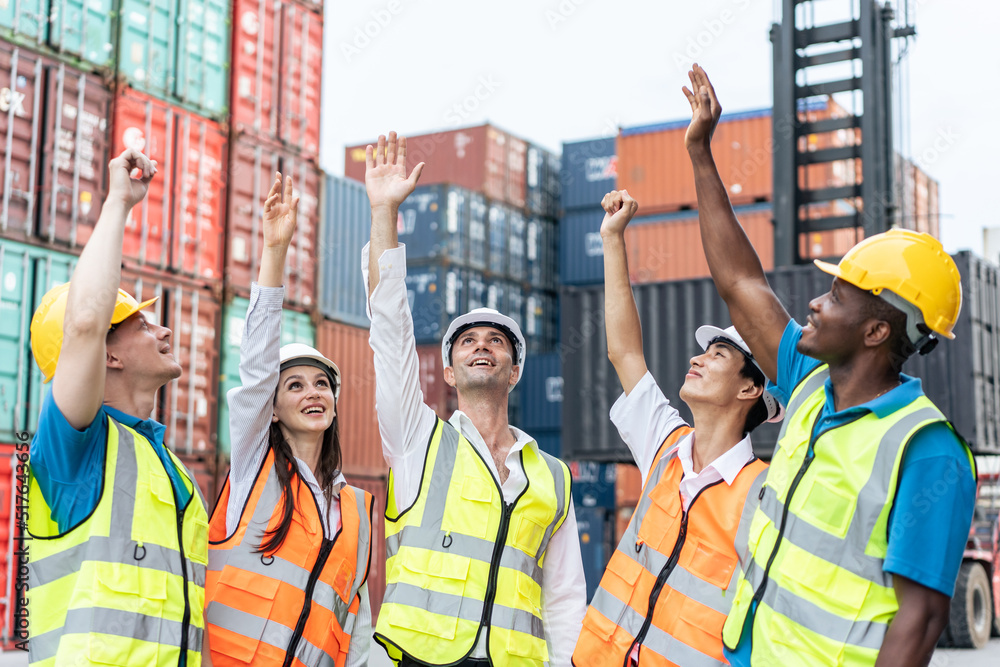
[559,136,618,286]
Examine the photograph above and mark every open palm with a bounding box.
[365,131,424,209]
[682,63,723,150]
[263,173,298,249]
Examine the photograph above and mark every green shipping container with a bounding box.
[117,0,231,119]
[1,0,116,71]
[217,297,315,455]
[0,240,77,442]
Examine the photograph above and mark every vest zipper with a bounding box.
[283,537,335,667]
[748,411,865,607]
[624,480,723,664]
[175,507,191,665]
[480,501,514,632]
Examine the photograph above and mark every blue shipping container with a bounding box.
[397,184,469,262]
[507,210,527,282]
[559,209,605,286]
[526,145,560,219]
[484,280,525,332]
[488,203,508,277]
[570,461,617,508]
[520,352,562,431]
[527,218,557,291]
[468,192,488,270]
[319,175,371,328]
[561,137,617,211]
[406,264,465,343]
[532,429,560,458]
[526,289,558,354]
[575,505,613,604]
[465,269,488,311]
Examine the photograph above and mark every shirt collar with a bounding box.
[823,373,923,419]
[449,410,536,454]
[678,431,755,485]
[103,405,166,447]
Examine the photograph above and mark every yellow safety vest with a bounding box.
[375,418,571,667]
[27,417,210,667]
[722,366,974,666]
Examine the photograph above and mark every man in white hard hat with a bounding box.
[574,190,782,666]
[362,132,586,667]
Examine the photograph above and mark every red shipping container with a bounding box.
[343,473,388,625]
[0,444,26,648]
[119,270,221,455]
[316,320,385,477]
[112,88,227,283]
[178,452,222,510]
[226,138,319,309]
[415,344,458,420]
[345,124,530,209]
[230,0,281,142]
[279,1,323,159]
[0,43,112,243]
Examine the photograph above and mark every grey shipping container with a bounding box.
[561,137,617,211]
[319,175,371,328]
[560,252,1000,460]
[559,208,605,286]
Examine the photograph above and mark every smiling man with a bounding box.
[683,64,977,667]
[362,132,585,667]
[26,149,209,667]
[573,190,780,667]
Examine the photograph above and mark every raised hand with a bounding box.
[682,63,723,151]
[263,172,299,250]
[107,148,156,209]
[365,131,424,211]
[600,190,639,238]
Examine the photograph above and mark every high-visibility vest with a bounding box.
[374,418,571,667]
[722,366,974,666]
[27,417,209,667]
[205,448,374,666]
[574,426,767,666]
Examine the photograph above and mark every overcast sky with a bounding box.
[321,0,999,255]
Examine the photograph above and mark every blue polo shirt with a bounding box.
[725,320,977,666]
[30,388,193,534]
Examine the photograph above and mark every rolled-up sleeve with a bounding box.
[609,371,687,486]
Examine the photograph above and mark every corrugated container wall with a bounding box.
[519,352,562,431]
[277,2,323,159]
[0,44,112,245]
[319,175,370,328]
[526,144,560,219]
[117,270,220,455]
[559,252,1000,460]
[618,109,773,215]
[575,505,613,604]
[117,0,231,120]
[0,240,77,441]
[395,184,471,263]
[111,88,228,284]
[415,344,458,419]
[226,138,319,309]
[527,218,557,291]
[559,208,606,286]
[560,137,617,211]
[344,124,531,210]
[217,298,316,455]
[343,474,387,624]
[406,264,464,344]
[316,320,385,477]
[0,444,25,646]
[1,0,116,70]
[230,0,281,142]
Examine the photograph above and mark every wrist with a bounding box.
[600,229,628,243]
[370,202,399,216]
[687,142,714,161]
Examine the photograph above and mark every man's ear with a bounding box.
[509,365,520,388]
[106,347,125,371]
[444,365,456,388]
[864,319,893,349]
[738,379,764,404]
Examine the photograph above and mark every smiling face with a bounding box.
[679,341,756,409]
[106,312,182,386]
[797,277,871,363]
[272,366,337,436]
[444,326,519,393]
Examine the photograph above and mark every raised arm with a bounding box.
[52,149,155,429]
[683,64,789,380]
[366,132,423,294]
[601,190,647,394]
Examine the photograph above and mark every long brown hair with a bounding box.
[257,411,342,554]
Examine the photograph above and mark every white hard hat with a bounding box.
[695,325,784,423]
[442,308,526,392]
[279,343,341,400]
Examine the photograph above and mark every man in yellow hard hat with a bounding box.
[683,64,977,667]
[26,149,210,667]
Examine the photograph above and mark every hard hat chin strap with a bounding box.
[876,290,938,356]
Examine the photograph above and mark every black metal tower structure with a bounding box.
[771,0,915,266]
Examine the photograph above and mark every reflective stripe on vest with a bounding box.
[722,366,972,666]
[27,418,208,667]
[205,448,373,666]
[375,419,571,667]
[574,426,767,667]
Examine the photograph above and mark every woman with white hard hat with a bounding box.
[203,173,373,667]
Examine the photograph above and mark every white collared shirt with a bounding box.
[363,243,586,666]
[609,371,755,509]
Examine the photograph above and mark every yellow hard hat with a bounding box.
[814,229,962,342]
[30,282,159,384]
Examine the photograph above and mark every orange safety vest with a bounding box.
[573,426,767,667]
[204,449,374,666]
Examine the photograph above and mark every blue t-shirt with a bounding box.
[725,320,977,665]
[30,388,193,533]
